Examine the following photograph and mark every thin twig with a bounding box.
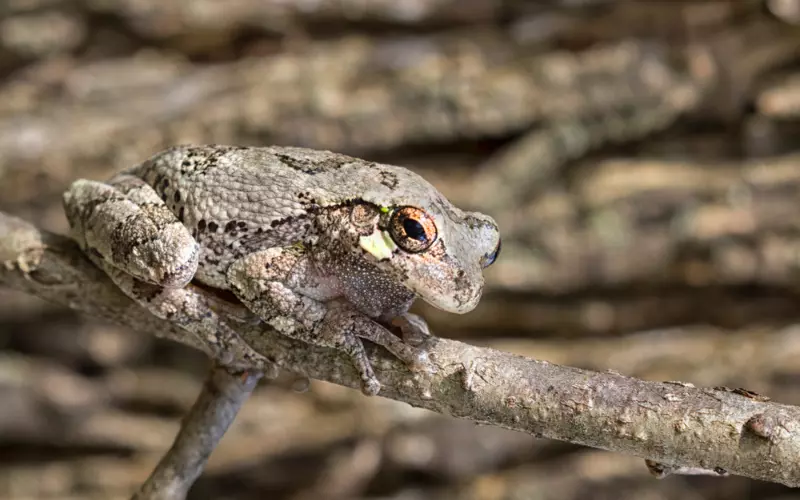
[2,212,800,488]
[131,365,262,500]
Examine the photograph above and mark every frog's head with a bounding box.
[346,168,501,315]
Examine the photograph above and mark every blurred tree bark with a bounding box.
[3,1,800,499]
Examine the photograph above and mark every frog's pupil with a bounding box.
[403,218,427,242]
[483,239,501,268]
[488,240,501,265]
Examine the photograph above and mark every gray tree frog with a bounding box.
[63,145,501,395]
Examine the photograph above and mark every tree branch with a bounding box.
[130,366,262,500]
[2,211,800,488]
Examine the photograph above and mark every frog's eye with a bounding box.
[388,206,438,253]
[481,238,501,268]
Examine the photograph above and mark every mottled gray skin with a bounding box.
[63,145,501,395]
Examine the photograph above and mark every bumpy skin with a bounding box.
[63,145,501,395]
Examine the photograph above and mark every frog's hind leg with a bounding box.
[63,176,269,369]
[98,263,269,368]
[63,174,198,287]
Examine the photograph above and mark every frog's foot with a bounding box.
[390,312,431,346]
[323,318,381,396]
[320,306,433,391]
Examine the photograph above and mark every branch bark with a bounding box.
[2,211,800,488]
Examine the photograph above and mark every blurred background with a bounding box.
[1,0,800,498]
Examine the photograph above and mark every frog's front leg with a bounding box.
[388,312,431,347]
[63,175,269,369]
[227,247,430,395]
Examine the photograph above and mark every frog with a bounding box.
[62,145,501,395]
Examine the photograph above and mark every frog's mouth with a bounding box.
[410,263,483,315]
[418,285,482,315]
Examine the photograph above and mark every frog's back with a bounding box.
[124,144,493,290]
[129,145,451,233]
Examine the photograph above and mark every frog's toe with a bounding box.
[291,375,311,393]
[263,362,281,380]
[391,313,431,346]
[405,347,434,373]
[361,377,381,396]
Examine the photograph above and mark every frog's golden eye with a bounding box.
[388,206,438,253]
